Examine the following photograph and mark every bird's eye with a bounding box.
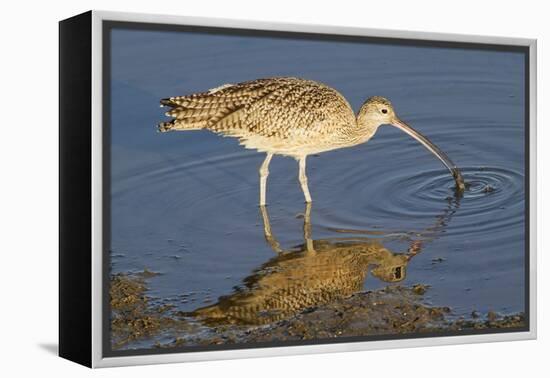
[381,108,388,114]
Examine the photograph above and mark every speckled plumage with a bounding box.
[159,77,373,157]
[190,240,408,325]
[190,201,410,328]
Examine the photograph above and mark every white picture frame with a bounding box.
[59,10,537,368]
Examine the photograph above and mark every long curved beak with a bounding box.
[391,117,465,192]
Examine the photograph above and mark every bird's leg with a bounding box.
[298,156,312,203]
[259,204,283,254]
[303,202,316,253]
[259,153,273,206]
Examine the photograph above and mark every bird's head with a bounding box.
[357,96,398,126]
[358,96,465,193]
[370,257,408,283]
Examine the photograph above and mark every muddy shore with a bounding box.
[110,272,525,350]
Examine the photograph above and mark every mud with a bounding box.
[110,271,176,349]
[110,272,525,350]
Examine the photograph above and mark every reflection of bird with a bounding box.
[189,204,417,326]
[159,77,464,205]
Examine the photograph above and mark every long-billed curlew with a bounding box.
[159,77,465,205]
[187,200,457,326]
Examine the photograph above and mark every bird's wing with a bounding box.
[159,78,275,131]
[160,77,356,138]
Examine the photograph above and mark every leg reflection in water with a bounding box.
[189,202,456,326]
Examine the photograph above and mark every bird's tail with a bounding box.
[157,97,210,133]
[157,118,207,133]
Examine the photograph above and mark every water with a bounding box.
[109,28,526,348]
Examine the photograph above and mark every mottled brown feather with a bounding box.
[159,77,359,156]
[190,240,408,325]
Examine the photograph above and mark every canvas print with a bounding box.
[106,23,528,355]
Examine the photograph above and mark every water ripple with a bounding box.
[323,163,524,238]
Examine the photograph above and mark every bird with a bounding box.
[158,77,465,205]
[187,204,417,326]
[187,198,457,326]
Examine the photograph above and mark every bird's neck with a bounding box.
[342,118,379,147]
